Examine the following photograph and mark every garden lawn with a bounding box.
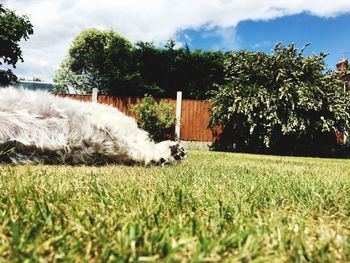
[0,151,350,262]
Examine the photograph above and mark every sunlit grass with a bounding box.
[0,151,350,262]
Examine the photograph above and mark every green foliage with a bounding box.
[209,43,349,154]
[54,28,137,95]
[1,151,350,261]
[31,77,42,82]
[0,4,33,85]
[134,41,225,99]
[54,28,225,98]
[53,56,87,93]
[131,95,176,142]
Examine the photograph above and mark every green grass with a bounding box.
[1,151,350,262]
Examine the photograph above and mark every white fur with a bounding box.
[0,87,186,165]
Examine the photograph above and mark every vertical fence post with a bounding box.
[92,88,98,103]
[175,91,182,141]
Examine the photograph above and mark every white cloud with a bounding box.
[253,41,272,49]
[3,0,350,81]
[201,27,240,50]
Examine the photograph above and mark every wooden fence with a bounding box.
[56,94,217,142]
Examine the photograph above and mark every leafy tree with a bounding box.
[0,4,33,85]
[19,76,42,82]
[31,77,42,82]
[55,28,139,95]
[54,56,87,93]
[55,28,225,98]
[132,42,166,97]
[134,41,225,99]
[187,49,225,99]
[209,43,349,155]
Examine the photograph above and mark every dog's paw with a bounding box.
[169,141,187,161]
[156,141,187,166]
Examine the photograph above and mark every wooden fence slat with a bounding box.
[204,102,211,141]
[195,100,200,141]
[192,100,196,140]
[185,100,191,141]
[199,102,205,141]
[181,100,188,141]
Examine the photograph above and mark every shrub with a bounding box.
[131,95,176,142]
[209,43,350,156]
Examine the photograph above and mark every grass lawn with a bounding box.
[0,150,350,262]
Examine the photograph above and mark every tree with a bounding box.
[0,4,33,85]
[132,41,166,97]
[55,28,225,98]
[54,56,87,93]
[55,28,138,95]
[209,43,349,156]
[133,41,225,99]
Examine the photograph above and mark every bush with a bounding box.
[209,43,350,156]
[131,95,176,142]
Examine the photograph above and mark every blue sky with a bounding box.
[4,0,350,81]
[178,13,350,71]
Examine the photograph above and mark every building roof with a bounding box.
[17,81,55,92]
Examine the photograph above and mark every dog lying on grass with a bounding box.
[0,87,187,165]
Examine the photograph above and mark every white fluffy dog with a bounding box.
[0,87,187,165]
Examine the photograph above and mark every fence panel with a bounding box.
[56,94,91,102]
[55,93,218,142]
[180,99,214,141]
